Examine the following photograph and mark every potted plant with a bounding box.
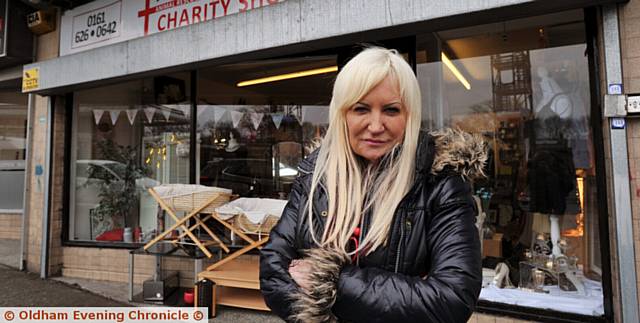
[87,139,152,240]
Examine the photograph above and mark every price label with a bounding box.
[71,1,121,49]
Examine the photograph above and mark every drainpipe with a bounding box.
[40,96,54,279]
[19,93,34,272]
[601,4,639,323]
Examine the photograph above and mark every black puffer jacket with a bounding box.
[260,129,486,323]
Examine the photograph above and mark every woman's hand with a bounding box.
[289,259,313,291]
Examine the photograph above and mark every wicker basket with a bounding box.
[162,191,231,214]
[233,213,280,234]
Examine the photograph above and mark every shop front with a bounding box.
[22,0,633,321]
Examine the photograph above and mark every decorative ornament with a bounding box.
[230,110,244,128]
[92,109,104,125]
[144,107,155,123]
[249,112,264,130]
[109,110,120,125]
[126,109,138,125]
[271,113,284,129]
[161,109,171,121]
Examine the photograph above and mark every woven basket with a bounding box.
[233,213,280,234]
[162,191,231,214]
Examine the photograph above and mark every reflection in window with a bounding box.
[70,74,191,242]
[0,91,27,211]
[197,56,335,198]
[417,10,603,316]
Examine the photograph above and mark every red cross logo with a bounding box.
[138,0,181,35]
[137,0,156,35]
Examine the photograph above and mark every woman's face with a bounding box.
[346,76,408,162]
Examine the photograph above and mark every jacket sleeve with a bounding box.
[259,177,305,321]
[332,175,482,323]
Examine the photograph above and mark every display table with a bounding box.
[196,257,268,316]
[479,277,604,316]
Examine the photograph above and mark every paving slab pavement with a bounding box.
[0,265,283,322]
[0,239,20,269]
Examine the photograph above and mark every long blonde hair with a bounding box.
[307,47,422,255]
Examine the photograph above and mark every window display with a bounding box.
[70,73,191,242]
[197,56,335,198]
[417,10,603,316]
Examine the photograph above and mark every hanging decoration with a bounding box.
[161,109,171,121]
[144,107,155,123]
[249,112,264,130]
[109,110,120,125]
[92,109,104,125]
[230,110,244,128]
[178,104,191,118]
[271,113,284,129]
[126,109,138,125]
[292,108,303,126]
[214,106,227,124]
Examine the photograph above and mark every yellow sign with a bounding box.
[22,67,40,92]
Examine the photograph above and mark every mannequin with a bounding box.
[534,66,572,119]
[529,66,577,257]
[225,132,240,152]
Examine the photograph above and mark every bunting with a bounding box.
[249,112,264,130]
[92,109,104,125]
[161,109,171,121]
[214,106,227,123]
[178,104,191,118]
[230,110,244,128]
[109,110,120,125]
[144,107,155,123]
[126,109,138,125]
[271,113,284,129]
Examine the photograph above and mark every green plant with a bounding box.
[87,139,152,228]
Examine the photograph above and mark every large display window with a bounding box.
[69,73,191,243]
[417,10,605,317]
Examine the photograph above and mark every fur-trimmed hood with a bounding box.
[420,128,488,180]
[299,128,488,181]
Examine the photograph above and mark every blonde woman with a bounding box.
[260,47,486,323]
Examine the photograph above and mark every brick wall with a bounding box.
[619,0,640,317]
[24,11,61,274]
[0,213,22,240]
[60,247,255,288]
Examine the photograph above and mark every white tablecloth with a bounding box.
[479,277,604,316]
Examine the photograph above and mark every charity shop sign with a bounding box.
[60,0,285,56]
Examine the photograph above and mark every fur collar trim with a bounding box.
[428,128,488,180]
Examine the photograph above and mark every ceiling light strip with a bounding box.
[237,66,338,87]
[441,53,471,90]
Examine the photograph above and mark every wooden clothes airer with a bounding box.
[143,186,269,265]
[144,186,230,258]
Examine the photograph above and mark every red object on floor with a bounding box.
[183,289,194,305]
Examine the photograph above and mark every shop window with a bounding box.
[196,56,336,198]
[417,10,604,317]
[0,90,27,212]
[70,73,191,243]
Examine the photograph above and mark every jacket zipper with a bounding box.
[394,213,405,273]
